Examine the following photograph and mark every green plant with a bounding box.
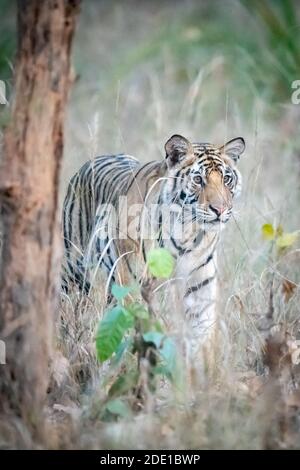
[95,248,178,418]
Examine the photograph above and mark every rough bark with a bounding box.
[0,0,80,439]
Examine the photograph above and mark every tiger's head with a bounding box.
[163,134,245,230]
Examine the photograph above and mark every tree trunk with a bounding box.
[0,0,80,441]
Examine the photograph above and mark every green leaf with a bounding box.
[143,332,178,380]
[111,284,132,301]
[105,399,131,418]
[276,231,298,249]
[127,302,149,319]
[143,331,164,348]
[112,337,133,366]
[146,248,175,279]
[262,223,275,240]
[96,306,134,362]
[160,337,177,379]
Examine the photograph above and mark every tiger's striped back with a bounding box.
[62,154,140,293]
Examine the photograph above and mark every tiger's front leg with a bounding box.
[183,276,218,355]
[176,249,218,360]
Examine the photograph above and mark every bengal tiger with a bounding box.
[62,134,245,349]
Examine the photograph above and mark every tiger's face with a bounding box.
[164,134,245,230]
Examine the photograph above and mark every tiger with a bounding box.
[62,134,245,350]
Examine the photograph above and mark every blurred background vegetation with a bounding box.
[0,0,15,82]
[1,0,299,136]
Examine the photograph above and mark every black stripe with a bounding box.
[124,255,137,280]
[79,189,85,247]
[142,240,147,262]
[184,276,215,297]
[179,190,187,202]
[186,300,215,319]
[65,174,79,248]
[170,236,184,255]
[170,236,191,256]
[190,252,214,274]
[173,170,180,191]
[96,237,114,272]
[126,161,153,192]
[157,210,164,247]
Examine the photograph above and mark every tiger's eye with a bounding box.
[193,175,203,185]
[224,174,232,184]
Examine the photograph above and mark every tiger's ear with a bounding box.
[220,137,245,162]
[165,134,193,167]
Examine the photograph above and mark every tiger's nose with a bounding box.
[209,204,226,216]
